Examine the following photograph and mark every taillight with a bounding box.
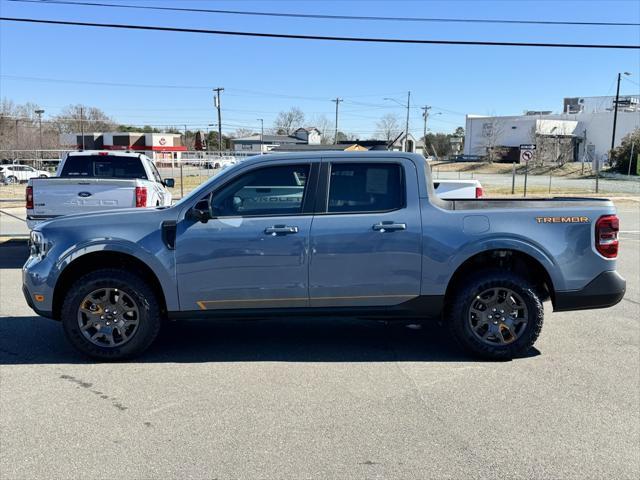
[135,186,147,207]
[475,186,484,198]
[26,186,34,209]
[595,215,619,258]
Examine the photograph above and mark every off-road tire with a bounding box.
[61,268,161,360]
[447,269,544,360]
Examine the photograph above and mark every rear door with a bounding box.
[308,157,422,307]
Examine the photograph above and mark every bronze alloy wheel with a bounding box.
[77,288,140,348]
[467,287,529,346]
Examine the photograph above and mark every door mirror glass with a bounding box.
[163,178,175,188]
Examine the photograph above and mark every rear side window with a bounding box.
[60,155,148,180]
[327,163,404,213]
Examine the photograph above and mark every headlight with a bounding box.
[29,230,50,258]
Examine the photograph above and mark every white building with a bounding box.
[464,96,640,164]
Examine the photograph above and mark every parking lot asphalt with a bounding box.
[0,208,638,479]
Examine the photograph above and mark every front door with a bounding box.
[309,159,422,308]
[176,162,316,311]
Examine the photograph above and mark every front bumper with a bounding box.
[22,254,56,319]
[554,271,626,312]
[22,284,53,318]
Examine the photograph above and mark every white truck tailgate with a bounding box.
[30,178,137,218]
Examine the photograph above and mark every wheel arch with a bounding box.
[52,251,167,321]
[444,249,556,309]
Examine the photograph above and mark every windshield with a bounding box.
[60,155,148,180]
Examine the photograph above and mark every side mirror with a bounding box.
[163,178,175,188]
[188,195,213,223]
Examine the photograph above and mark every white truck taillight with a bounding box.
[595,215,619,258]
[26,186,34,209]
[475,186,484,198]
[135,186,147,208]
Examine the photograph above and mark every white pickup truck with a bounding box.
[434,179,484,199]
[26,151,174,229]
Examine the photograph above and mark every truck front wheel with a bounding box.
[447,270,544,360]
[61,269,161,360]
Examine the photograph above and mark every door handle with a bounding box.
[265,225,299,235]
[372,222,407,232]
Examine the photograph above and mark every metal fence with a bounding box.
[0,150,262,199]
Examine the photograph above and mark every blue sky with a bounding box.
[1,0,639,138]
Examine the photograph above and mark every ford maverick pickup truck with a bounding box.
[23,152,625,360]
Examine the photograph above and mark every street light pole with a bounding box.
[257,118,264,154]
[610,72,631,155]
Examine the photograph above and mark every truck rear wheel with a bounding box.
[447,270,543,360]
[61,269,161,360]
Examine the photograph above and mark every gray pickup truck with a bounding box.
[23,152,626,360]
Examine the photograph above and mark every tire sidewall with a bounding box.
[61,269,161,360]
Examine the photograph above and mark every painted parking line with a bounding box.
[0,209,26,223]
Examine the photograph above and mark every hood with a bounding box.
[37,206,177,233]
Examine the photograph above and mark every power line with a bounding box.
[1,17,638,49]
[0,74,404,103]
[9,0,639,27]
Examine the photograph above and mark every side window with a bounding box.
[327,163,404,213]
[211,164,309,217]
[148,161,163,183]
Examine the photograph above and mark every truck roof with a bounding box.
[242,150,426,168]
[65,150,146,158]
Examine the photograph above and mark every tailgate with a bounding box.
[30,178,137,218]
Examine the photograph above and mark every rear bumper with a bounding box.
[554,271,626,312]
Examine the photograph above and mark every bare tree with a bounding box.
[232,128,254,138]
[273,107,305,135]
[0,99,59,151]
[53,104,116,133]
[376,113,401,142]
[309,114,334,144]
[480,116,504,163]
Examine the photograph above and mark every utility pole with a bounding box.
[35,109,44,167]
[421,105,431,157]
[257,118,264,154]
[213,87,224,153]
[611,72,631,155]
[405,91,411,152]
[14,119,19,151]
[332,97,343,144]
[79,106,85,150]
